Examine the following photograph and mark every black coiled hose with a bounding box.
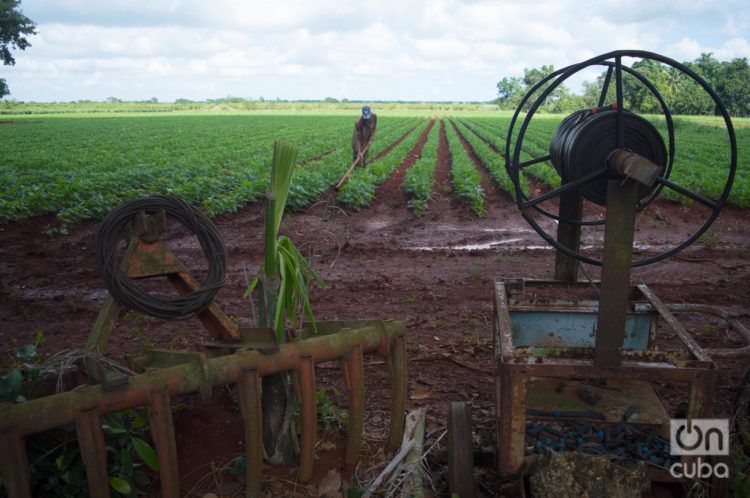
[549,105,667,206]
[96,195,227,319]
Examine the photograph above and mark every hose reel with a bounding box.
[549,105,666,206]
[505,49,737,267]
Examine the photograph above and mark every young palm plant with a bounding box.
[245,140,324,464]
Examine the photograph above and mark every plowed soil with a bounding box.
[1,118,749,496]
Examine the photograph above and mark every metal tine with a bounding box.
[75,406,110,498]
[344,345,365,469]
[297,355,317,482]
[238,368,263,498]
[0,431,31,498]
[147,388,180,498]
[387,330,407,450]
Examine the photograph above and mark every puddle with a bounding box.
[411,238,553,252]
[409,241,679,253]
[430,225,534,234]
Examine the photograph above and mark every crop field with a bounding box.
[2,109,750,496]
[1,111,747,231]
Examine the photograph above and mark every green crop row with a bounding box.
[404,121,440,216]
[650,118,750,207]
[462,114,750,208]
[0,115,354,226]
[444,120,485,216]
[0,115,429,227]
[461,117,560,189]
[286,117,423,210]
[338,119,432,210]
[451,119,528,197]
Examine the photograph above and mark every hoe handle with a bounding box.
[336,142,372,189]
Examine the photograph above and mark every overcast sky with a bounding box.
[3,0,749,102]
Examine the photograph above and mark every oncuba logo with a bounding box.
[669,419,729,479]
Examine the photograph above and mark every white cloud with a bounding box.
[2,0,748,101]
[671,37,703,61]
[712,37,750,59]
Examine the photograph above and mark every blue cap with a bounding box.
[362,106,372,119]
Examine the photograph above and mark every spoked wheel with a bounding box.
[505,50,737,267]
[448,401,475,498]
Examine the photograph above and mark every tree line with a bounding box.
[496,54,750,117]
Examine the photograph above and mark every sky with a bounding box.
[3,0,750,102]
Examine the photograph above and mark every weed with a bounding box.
[494,250,519,263]
[469,265,483,282]
[0,348,158,497]
[316,387,349,433]
[654,207,667,223]
[699,222,722,248]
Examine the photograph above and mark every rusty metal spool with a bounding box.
[96,195,228,319]
[505,49,737,267]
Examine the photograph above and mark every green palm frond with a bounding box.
[248,140,324,343]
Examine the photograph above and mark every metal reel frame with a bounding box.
[505,49,737,267]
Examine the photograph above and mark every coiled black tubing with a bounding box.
[549,105,667,206]
[96,195,227,319]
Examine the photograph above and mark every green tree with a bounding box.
[693,52,722,84]
[623,58,669,113]
[713,57,750,117]
[496,76,523,109]
[496,64,571,112]
[523,64,568,107]
[0,0,36,98]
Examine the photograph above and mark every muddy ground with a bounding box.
[1,119,749,496]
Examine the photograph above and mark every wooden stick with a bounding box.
[400,409,426,498]
[363,409,422,498]
[362,440,415,498]
[336,141,372,189]
[335,155,362,189]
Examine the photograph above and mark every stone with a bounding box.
[529,449,650,498]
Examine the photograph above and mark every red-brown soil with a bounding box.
[1,118,749,496]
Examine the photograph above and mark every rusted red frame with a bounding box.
[493,279,716,478]
[0,320,407,498]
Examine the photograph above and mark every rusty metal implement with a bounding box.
[0,204,408,498]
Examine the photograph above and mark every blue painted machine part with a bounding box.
[509,310,654,349]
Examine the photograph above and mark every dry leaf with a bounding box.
[410,388,432,400]
[318,469,342,497]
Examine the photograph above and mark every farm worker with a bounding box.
[351,105,377,167]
